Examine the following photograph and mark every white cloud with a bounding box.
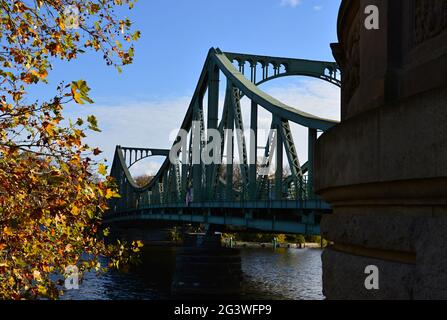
[65,96,191,176]
[313,5,323,11]
[68,79,340,177]
[247,79,340,165]
[130,160,164,177]
[280,0,302,8]
[264,80,340,121]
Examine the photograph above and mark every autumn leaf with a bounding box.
[71,206,80,216]
[106,188,121,199]
[87,115,101,132]
[93,148,102,156]
[98,163,107,176]
[43,122,55,136]
[71,80,94,105]
[132,31,141,41]
[3,227,13,236]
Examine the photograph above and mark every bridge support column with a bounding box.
[192,102,203,202]
[206,63,220,200]
[316,0,447,299]
[207,63,220,130]
[162,170,168,204]
[307,128,317,198]
[225,83,235,201]
[249,101,258,200]
[274,115,283,200]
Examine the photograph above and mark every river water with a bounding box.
[62,247,324,300]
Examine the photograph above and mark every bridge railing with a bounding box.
[108,198,331,216]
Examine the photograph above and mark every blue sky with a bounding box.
[37,0,342,176]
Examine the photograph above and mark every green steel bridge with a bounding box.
[106,48,340,235]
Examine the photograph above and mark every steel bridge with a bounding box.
[106,48,340,235]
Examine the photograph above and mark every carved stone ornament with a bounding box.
[414,0,447,45]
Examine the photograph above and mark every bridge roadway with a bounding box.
[106,199,330,234]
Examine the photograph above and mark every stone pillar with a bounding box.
[315,0,447,299]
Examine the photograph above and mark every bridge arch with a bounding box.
[225,51,341,88]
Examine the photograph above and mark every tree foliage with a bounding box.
[134,174,154,187]
[0,0,141,299]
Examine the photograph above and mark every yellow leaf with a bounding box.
[3,227,13,236]
[71,206,80,216]
[60,162,69,173]
[71,80,94,104]
[105,189,120,199]
[71,86,84,104]
[44,122,55,136]
[37,285,47,295]
[31,69,48,80]
[98,163,107,176]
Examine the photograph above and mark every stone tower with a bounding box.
[316,0,447,299]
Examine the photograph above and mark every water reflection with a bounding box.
[62,247,323,300]
[241,248,324,300]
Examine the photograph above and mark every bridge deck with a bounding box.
[106,200,330,235]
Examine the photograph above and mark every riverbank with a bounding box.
[225,241,324,249]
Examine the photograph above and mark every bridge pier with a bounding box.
[171,225,243,297]
[316,0,447,299]
[106,221,181,246]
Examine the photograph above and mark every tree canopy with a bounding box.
[0,0,141,299]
